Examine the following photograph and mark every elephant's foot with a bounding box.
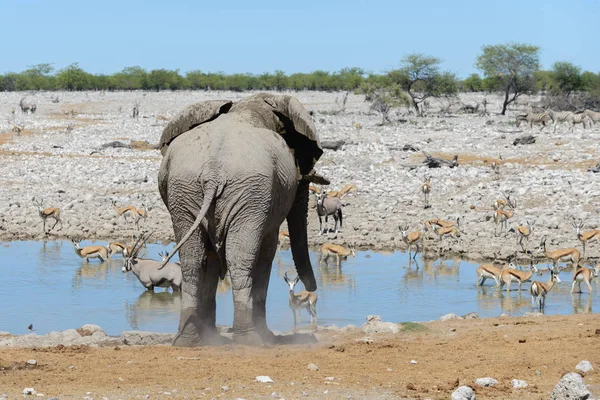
[233,327,276,346]
[173,325,226,347]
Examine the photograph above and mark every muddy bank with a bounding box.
[1,90,599,264]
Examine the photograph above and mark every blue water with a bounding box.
[0,240,597,335]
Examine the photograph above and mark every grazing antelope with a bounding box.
[530,267,561,309]
[122,233,182,292]
[493,208,514,236]
[421,177,431,209]
[327,184,358,199]
[434,225,461,242]
[112,199,137,223]
[283,272,318,331]
[314,190,343,235]
[511,220,535,252]
[535,236,581,271]
[493,192,517,210]
[476,259,517,287]
[71,238,108,263]
[571,265,600,294]
[572,220,600,258]
[32,197,62,233]
[499,260,538,293]
[423,217,459,240]
[320,243,356,267]
[399,225,424,260]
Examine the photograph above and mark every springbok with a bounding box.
[423,217,459,240]
[511,220,535,252]
[133,203,149,229]
[493,192,517,211]
[277,230,290,251]
[72,238,108,263]
[573,220,600,258]
[476,253,518,286]
[490,155,502,179]
[499,260,538,293]
[106,241,133,259]
[122,233,182,292]
[530,267,561,309]
[111,199,137,224]
[33,197,62,233]
[314,190,343,235]
[326,183,358,199]
[422,177,431,209]
[571,265,600,294]
[493,208,514,236]
[320,243,356,267]
[283,272,318,331]
[535,236,581,271]
[399,225,424,260]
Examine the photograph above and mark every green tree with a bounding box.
[461,73,483,92]
[534,70,554,92]
[476,42,540,115]
[581,71,600,93]
[550,61,582,95]
[56,63,94,90]
[112,66,148,90]
[388,54,457,116]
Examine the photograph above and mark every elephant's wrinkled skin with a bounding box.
[158,93,325,346]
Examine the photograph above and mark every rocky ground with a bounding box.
[1,90,599,263]
[1,314,599,399]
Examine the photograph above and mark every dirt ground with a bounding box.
[1,314,599,399]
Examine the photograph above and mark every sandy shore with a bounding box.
[1,314,599,399]
[1,90,599,263]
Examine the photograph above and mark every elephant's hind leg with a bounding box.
[226,223,269,345]
[251,230,280,344]
[173,225,222,347]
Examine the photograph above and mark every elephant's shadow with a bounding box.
[216,327,317,346]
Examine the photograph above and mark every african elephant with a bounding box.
[157,93,328,346]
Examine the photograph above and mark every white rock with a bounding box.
[26,359,37,365]
[475,377,498,387]
[308,363,319,371]
[440,313,463,321]
[512,379,528,388]
[575,360,593,373]
[22,388,36,395]
[410,360,417,365]
[256,376,274,383]
[550,372,590,399]
[451,385,476,400]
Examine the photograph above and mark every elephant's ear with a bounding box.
[263,94,324,177]
[159,100,233,155]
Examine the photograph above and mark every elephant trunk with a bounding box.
[286,182,317,292]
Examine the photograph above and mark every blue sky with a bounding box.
[1,0,599,78]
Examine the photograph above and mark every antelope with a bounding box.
[309,184,321,194]
[399,225,424,260]
[122,233,182,292]
[476,259,517,287]
[490,155,502,178]
[133,203,149,229]
[283,272,318,331]
[571,265,600,294]
[493,192,516,210]
[314,190,343,235]
[327,184,358,199]
[422,177,431,209]
[499,260,538,293]
[354,123,362,130]
[320,243,356,267]
[493,208,514,236]
[106,241,133,259]
[111,199,137,223]
[530,267,561,309]
[423,217,459,240]
[511,220,535,252]
[535,236,581,271]
[71,238,108,263]
[159,250,180,265]
[572,220,600,258]
[277,230,289,251]
[32,197,62,233]
[434,225,461,242]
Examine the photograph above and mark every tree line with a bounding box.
[1,43,599,115]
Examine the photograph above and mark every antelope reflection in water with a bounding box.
[571,293,593,314]
[125,290,182,330]
[73,259,125,289]
[477,285,531,313]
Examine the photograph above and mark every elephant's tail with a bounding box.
[158,186,217,270]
